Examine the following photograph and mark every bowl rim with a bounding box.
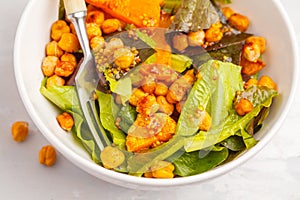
[13,0,299,189]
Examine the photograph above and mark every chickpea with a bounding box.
[129,88,146,106]
[172,33,189,51]
[58,33,80,53]
[90,36,105,50]
[175,101,185,113]
[61,53,77,67]
[246,36,266,54]
[101,19,122,34]
[228,13,250,32]
[156,96,174,115]
[46,41,64,58]
[136,95,159,115]
[46,75,65,88]
[222,7,235,19]
[205,22,223,43]
[86,10,105,27]
[198,110,212,131]
[243,42,261,62]
[113,48,135,69]
[11,121,29,142]
[86,23,102,40]
[258,75,277,90]
[149,161,175,179]
[39,145,56,167]
[141,79,156,95]
[55,61,75,77]
[51,20,70,41]
[244,78,258,90]
[188,30,205,46]
[235,98,253,116]
[56,112,74,131]
[154,82,168,96]
[41,56,59,77]
[241,58,266,76]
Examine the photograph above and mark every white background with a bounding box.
[1,0,300,199]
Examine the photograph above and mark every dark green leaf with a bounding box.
[221,136,246,151]
[118,104,137,133]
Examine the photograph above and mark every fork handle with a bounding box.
[63,0,87,15]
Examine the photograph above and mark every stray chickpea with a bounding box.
[41,56,59,77]
[39,145,56,167]
[258,75,277,90]
[154,82,168,96]
[11,121,29,142]
[187,30,205,46]
[61,53,77,67]
[56,112,74,131]
[46,41,64,58]
[101,19,121,34]
[46,75,65,88]
[228,13,250,32]
[86,23,102,40]
[241,58,266,76]
[58,33,80,53]
[235,98,253,116]
[51,20,70,41]
[55,61,75,77]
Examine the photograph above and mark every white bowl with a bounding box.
[14,0,299,190]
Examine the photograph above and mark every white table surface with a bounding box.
[1,0,300,199]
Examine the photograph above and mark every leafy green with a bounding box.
[172,148,229,176]
[221,136,245,151]
[40,78,101,162]
[161,0,182,14]
[58,0,65,20]
[170,0,219,32]
[213,0,232,4]
[96,91,126,148]
[117,104,137,133]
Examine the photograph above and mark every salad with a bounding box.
[40,0,278,178]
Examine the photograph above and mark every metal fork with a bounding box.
[63,0,110,151]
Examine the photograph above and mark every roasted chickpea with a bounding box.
[60,53,77,67]
[243,42,261,62]
[56,112,74,131]
[198,110,212,131]
[154,82,168,96]
[129,88,147,106]
[55,61,75,77]
[46,75,65,88]
[41,56,59,77]
[46,41,64,58]
[58,33,80,53]
[246,36,266,54]
[149,161,175,179]
[235,98,253,116]
[51,20,70,41]
[86,23,102,40]
[258,75,277,90]
[228,13,250,32]
[101,19,122,34]
[156,96,174,115]
[222,7,235,19]
[114,48,135,69]
[86,10,105,26]
[39,145,56,167]
[241,57,266,76]
[244,78,258,90]
[205,22,223,43]
[188,30,205,46]
[11,121,29,142]
[136,95,159,115]
[90,36,105,50]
